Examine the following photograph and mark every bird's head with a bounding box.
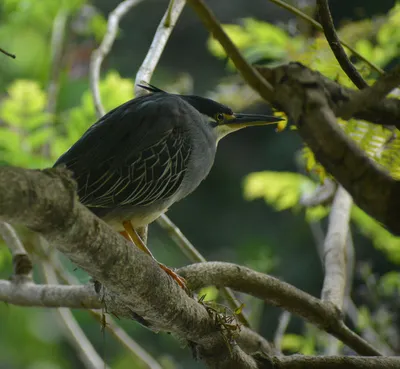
[138,83,283,142]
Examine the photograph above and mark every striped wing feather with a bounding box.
[54,95,192,212]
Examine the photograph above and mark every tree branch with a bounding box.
[0,279,100,308]
[157,214,252,327]
[316,0,368,89]
[182,0,400,234]
[134,0,186,96]
[0,222,32,278]
[321,186,353,310]
[0,46,16,59]
[257,63,400,236]
[49,251,165,369]
[339,64,400,120]
[268,0,384,75]
[178,262,381,356]
[90,0,144,117]
[0,165,268,369]
[259,355,400,368]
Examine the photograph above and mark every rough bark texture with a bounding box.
[257,63,400,235]
[0,166,266,369]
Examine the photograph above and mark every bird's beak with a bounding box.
[223,113,283,129]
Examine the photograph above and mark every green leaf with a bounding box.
[379,271,400,295]
[197,286,219,302]
[351,206,400,264]
[357,306,372,330]
[281,334,304,352]
[243,171,315,211]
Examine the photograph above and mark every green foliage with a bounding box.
[208,18,304,65]
[379,271,400,295]
[0,80,52,167]
[281,332,316,355]
[351,207,400,264]
[243,171,328,222]
[243,171,314,211]
[208,3,400,182]
[197,286,219,302]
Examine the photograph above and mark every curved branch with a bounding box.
[178,262,381,356]
[157,214,252,327]
[257,63,400,236]
[340,64,400,120]
[90,0,144,117]
[317,0,368,89]
[0,165,265,369]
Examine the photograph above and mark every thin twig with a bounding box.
[339,64,400,119]
[157,214,252,327]
[321,186,353,311]
[267,0,383,75]
[273,311,291,353]
[134,0,185,96]
[41,262,110,369]
[0,46,16,59]
[0,222,32,278]
[317,0,368,89]
[90,0,144,117]
[346,298,395,356]
[186,0,274,102]
[43,8,69,158]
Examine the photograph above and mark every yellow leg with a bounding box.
[122,221,154,257]
[121,221,187,290]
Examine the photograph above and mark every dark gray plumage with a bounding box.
[54,85,281,232]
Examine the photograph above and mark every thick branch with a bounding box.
[257,63,400,236]
[340,64,400,120]
[317,0,368,89]
[256,64,400,128]
[178,262,381,356]
[260,355,400,369]
[157,214,252,327]
[0,166,265,369]
[0,279,100,308]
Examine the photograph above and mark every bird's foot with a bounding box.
[158,262,187,291]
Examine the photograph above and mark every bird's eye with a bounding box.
[216,113,224,122]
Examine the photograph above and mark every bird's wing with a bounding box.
[54,94,192,209]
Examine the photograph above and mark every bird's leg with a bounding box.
[121,221,187,290]
[121,221,155,258]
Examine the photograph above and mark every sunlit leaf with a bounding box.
[243,171,315,211]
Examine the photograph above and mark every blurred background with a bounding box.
[0,0,399,368]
